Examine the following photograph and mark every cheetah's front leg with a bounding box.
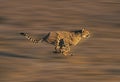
[55,40,72,56]
[58,39,72,56]
[54,36,61,53]
[60,44,72,56]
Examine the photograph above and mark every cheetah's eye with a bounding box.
[86,35,90,38]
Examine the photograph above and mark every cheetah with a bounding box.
[20,28,90,56]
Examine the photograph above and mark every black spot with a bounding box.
[72,30,82,34]
[20,32,26,36]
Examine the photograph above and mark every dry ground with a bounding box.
[0,0,120,82]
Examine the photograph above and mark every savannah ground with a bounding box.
[0,0,120,82]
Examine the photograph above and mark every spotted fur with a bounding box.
[20,28,90,56]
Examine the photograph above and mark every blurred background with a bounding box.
[0,0,120,82]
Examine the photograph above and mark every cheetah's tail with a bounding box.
[20,32,43,44]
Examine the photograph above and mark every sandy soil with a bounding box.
[0,0,120,82]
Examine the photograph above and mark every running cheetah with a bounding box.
[20,28,90,56]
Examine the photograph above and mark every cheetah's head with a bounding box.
[81,28,90,39]
[72,28,90,39]
[73,28,90,38]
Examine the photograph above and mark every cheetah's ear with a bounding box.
[82,28,85,32]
